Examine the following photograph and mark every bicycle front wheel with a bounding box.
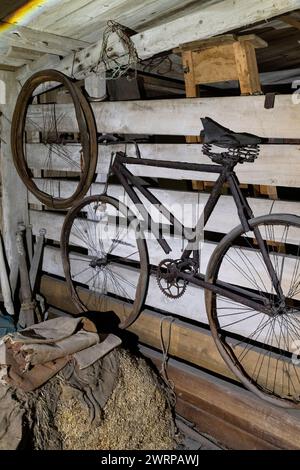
[61,195,149,329]
[205,214,300,407]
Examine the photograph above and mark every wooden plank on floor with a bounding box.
[141,346,300,450]
[176,398,278,450]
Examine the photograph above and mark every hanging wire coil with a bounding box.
[92,20,139,80]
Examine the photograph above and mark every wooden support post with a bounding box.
[0,232,14,316]
[182,50,198,99]
[0,71,28,296]
[233,39,262,95]
[182,50,202,189]
[182,50,201,147]
[16,225,36,328]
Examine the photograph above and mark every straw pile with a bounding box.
[4,348,178,450]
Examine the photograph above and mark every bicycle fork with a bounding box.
[253,227,285,303]
[228,171,285,305]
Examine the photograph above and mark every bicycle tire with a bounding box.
[11,69,98,209]
[61,194,149,329]
[205,213,300,407]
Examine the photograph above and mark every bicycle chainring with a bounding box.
[156,258,197,299]
[156,259,186,299]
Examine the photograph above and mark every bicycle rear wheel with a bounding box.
[11,69,97,209]
[61,195,149,329]
[205,214,300,407]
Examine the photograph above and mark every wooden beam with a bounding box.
[280,14,300,29]
[0,22,89,59]
[38,239,300,331]
[174,34,237,53]
[260,67,300,85]
[176,398,278,450]
[175,33,267,53]
[238,34,268,49]
[0,64,16,72]
[143,347,300,450]
[28,0,186,40]
[28,182,300,234]
[18,0,300,82]
[0,54,31,67]
[6,46,44,61]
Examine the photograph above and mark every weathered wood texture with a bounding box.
[0,21,89,69]
[181,34,266,94]
[0,71,28,293]
[27,142,300,187]
[40,274,300,399]
[27,95,300,137]
[142,346,300,450]
[18,0,300,81]
[40,274,237,382]
[22,90,300,391]
[27,94,300,334]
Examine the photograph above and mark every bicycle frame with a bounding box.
[111,151,281,315]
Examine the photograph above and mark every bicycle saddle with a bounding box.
[200,117,267,148]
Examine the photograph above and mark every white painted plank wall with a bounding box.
[23,94,300,330]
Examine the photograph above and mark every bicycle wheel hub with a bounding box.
[89,256,108,268]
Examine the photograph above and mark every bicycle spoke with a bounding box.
[64,196,148,330]
[210,218,300,404]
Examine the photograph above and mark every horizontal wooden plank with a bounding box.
[27,142,300,187]
[143,347,300,450]
[176,397,277,450]
[29,186,300,241]
[27,95,300,137]
[40,274,300,399]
